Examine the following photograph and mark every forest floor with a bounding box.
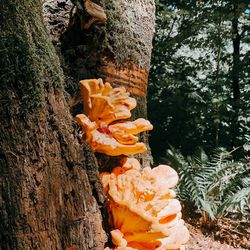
[184,211,249,250]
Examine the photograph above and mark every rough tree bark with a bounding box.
[0,1,106,249]
[0,0,155,249]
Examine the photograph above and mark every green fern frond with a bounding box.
[217,187,250,217]
[162,146,250,220]
[220,167,250,199]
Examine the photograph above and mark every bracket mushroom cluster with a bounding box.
[101,158,189,250]
[75,79,153,156]
[75,79,189,249]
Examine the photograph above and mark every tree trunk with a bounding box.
[57,0,155,168]
[231,4,241,145]
[0,0,156,249]
[0,1,106,249]
[99,0,156,167]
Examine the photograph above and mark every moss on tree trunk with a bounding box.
[0,1,106,249]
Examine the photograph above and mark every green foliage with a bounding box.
[162,146,250,219]
[148,0,250,157]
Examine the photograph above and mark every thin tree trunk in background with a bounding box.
[214,13,222,148]
[99,0,156,167]
[231,4,241,145]
[0,1,106,249]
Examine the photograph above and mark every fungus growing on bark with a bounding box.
[101,158,189,250]
[75,79,153,156]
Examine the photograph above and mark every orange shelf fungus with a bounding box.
[75,79,153,156]
[101,158,189,250]
[75,79,189,249]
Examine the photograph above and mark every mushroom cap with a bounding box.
[80,79,137,125]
